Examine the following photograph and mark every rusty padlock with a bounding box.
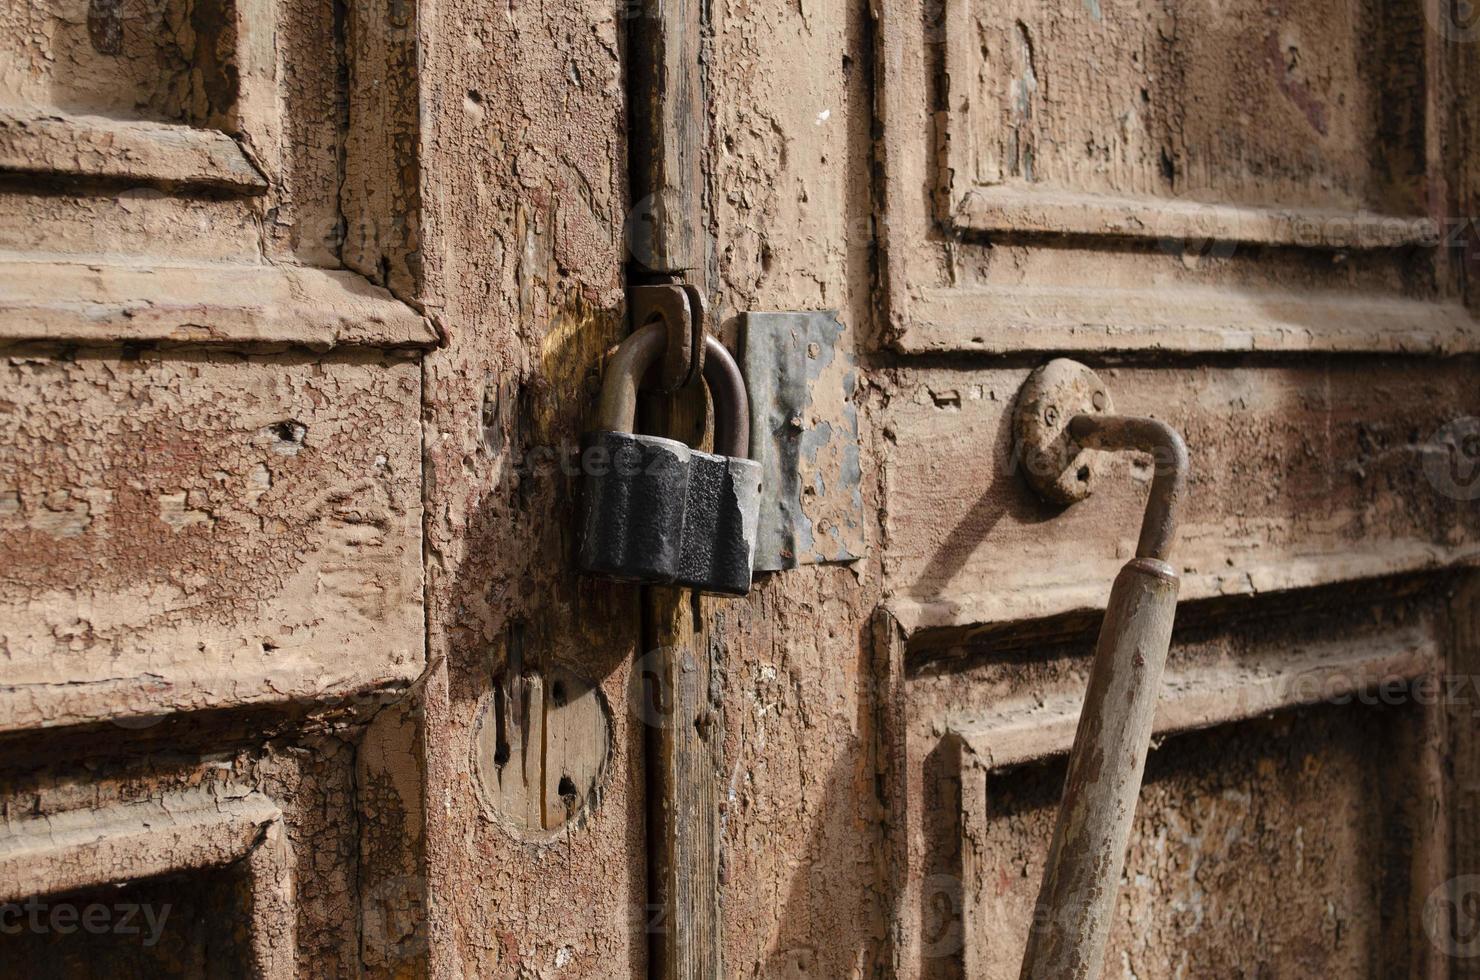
[577,322,762,596]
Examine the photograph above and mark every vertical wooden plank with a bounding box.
[954,739,990,980]
[628,0,722,974]
[628,0,706,277]
[1451,572,1480,980]
[415,0,642,967]
[645,609,723,979]
[876,611,913,977]
[1420,658,1451,980]
[342,0,422,299]
[702,0,885,974]
[1452,0,1480,313]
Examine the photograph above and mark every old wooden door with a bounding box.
[1,0,1478,975]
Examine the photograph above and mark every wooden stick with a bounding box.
[1019,557,1180,980]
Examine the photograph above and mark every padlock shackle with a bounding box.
[597,321,751,459]
[700,334,750,460]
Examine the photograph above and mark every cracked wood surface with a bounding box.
[0,110,268,192]
[883,361,1480,636]
[0,0,1478,973]
[0,350,425,731]
[0,260,438,349]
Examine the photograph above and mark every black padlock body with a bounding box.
[577,430,691,584]
[674,451,762,596]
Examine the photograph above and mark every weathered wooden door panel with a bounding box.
[877,0,1480,975]
[904,584,1449,977]
[0,0,434,971]
[967,702,1435,978]
[2,0,1477,972]
[0,350,424,731]
[884,361,1480,635]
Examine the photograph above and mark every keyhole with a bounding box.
[492,683,511,768]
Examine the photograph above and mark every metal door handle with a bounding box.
[1012,362,1190,980]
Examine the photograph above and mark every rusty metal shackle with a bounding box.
[596,320,751,460]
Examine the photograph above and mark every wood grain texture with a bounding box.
[1,0,1475,973]
[700,0,892,975]
[950,186,1438,249]
[939,0,1427,216]
[626,0,726,971]
[0,350,425,732]
[898,284,1480,355]
[977,705,1432,978]
[877,0,1469,358]
[0,789,284,902]
[0,260,437,349]
[413,0,646,972]
[644,600,724,980]
[628,0,706,276]
[953,625,1439,772]
[341,0,423,300]
[1451,572,1480,979]
[908,594,1452,979]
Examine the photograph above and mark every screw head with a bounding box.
[1044,405,1060,426]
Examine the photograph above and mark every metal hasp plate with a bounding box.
[740,310,865,571]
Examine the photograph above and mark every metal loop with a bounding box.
[630,283,706,391]
[1067,414,1188,561]
[596,323,751,459]
[701,334,749,460]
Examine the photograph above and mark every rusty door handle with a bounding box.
[1012,362,1190,980]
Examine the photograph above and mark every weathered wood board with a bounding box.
[883,361,1480,636]
[0,351,425,730]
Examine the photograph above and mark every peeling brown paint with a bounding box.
[0,0,1477,973]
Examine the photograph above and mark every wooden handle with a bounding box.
[1019,557,1180,980]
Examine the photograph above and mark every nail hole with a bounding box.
[557,775,577,806]
[272,420,305,443]
[1077,465,1091,483]
[551,679,567,707]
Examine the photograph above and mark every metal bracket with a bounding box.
[630,283,705,392]
[1012,357,1114,506]
[1012,358,1188,560]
